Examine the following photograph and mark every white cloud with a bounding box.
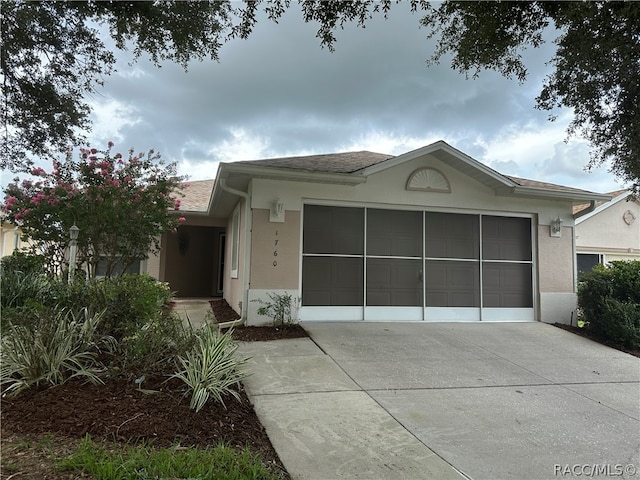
[87,99,142,148]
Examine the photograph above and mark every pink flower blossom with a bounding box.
[178,216,186,223]
[174,199,181,210]
[30,167,46,176]
[90,148,98,154]
[14,213,23,221]
[108,141,114,148]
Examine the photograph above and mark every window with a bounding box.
[577,253,602,277]
[230,205,240,279]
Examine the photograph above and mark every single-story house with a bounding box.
[574,189,640,275]
[144,141,612,325]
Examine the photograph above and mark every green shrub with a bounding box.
[0,251,47,276]
[0,308,111,395]
[116,312,196,374]
[1,253,49,319]
[578,260,640,349]
[50,274,174,340]
[171,327,250,412]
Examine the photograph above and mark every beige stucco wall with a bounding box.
[576,197,640,260]
[537,225,575,293]
[250,209,300,289]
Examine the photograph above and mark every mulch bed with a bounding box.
[1,375,286,474]
[210,298,309,341]
[553,323,640,358]
[1,298,311,478]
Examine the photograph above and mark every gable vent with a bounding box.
[406,167,451,193]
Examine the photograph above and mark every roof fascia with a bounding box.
[500,185,612,203]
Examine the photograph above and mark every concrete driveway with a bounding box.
[237,322,640,480]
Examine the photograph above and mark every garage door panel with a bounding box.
[482,216,532,261]
[425,213,479,259]
[302,257,363,306]
[425,260,480,307]
[303,205,364,255]
[366,258,422,307]
[482,263,533,308]
[367,209,422,257]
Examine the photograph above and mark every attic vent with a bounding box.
[406,167,451,193]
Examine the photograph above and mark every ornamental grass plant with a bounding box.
[0,307,112,395]
[170,326,250,412]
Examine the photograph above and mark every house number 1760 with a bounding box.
[273,229,278,267]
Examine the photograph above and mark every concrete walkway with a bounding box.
[237,322,640,480]
[172,298,215,329]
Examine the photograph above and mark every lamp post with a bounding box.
[69,224,79,281]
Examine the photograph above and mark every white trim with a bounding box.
[299,307,363,321]
[425,307,480,322]
[365,307,423,321]
[481,308,535,322]
[230,204,240,279]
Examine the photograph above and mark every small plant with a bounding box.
[255,292,299,328]
[170,326,250,412]
[0,307,112,395]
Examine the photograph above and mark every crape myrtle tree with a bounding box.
[1,143,186,278]
[2,1,639,193]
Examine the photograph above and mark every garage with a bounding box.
[301,204,534,322]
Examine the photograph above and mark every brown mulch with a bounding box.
[1,376,286,474]
[210,298,309,342]
[553,323,640,358]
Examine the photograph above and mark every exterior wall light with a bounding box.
[270,198,285,223]
[550,216,563,237]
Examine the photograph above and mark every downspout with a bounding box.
[217,178,251,330]
[575,200,597,219]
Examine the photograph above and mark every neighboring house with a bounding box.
[144,141,611,325]
[574,189,640,275]
[0,221,30,257]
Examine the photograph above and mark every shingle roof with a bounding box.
[234,151,394,174]
[506,176,599,196]
[177,179,214,212]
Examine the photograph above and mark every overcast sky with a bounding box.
[82,3,627,194]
